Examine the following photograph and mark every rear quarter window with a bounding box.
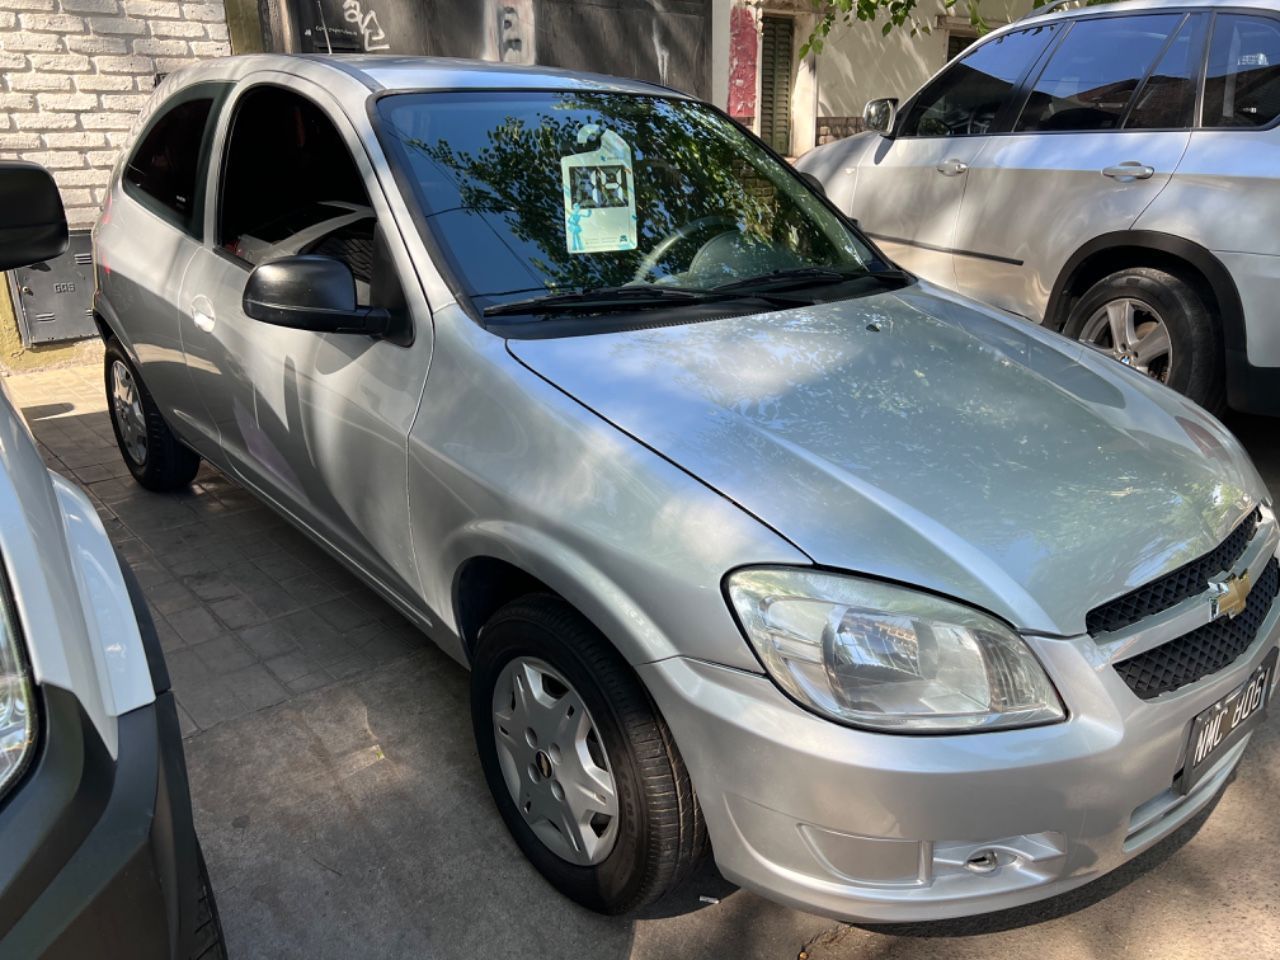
[122,83,229,237]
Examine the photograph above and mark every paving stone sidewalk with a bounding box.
[6,363,426,736]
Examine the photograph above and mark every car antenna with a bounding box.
[1017,0,1081,22]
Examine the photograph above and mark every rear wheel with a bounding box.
[1064,266,1225,413]
[470,595,706,914]
[105,339,201,491]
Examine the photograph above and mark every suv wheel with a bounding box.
[105,339,201,491]
[470,595,706,914]
[1064,266,1225,413]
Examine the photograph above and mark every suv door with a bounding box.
[97,83,227,448]
[179,76,432,600]
[953,12,1204,321]
[1134,12,1280,402]
[852,24,1059,288]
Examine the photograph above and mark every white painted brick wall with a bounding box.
[0,0,230,228]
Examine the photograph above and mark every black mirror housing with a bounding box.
[0,161,69,272]
[798,171,827,197]
[242,255,390,336]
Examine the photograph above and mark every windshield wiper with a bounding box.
[482,285,722,318]
[713,264,910,295]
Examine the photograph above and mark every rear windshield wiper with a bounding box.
[482,285,723,318]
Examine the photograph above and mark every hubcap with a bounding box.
[111,360,147,465]
[491,657,619,865]
[1080,297,1173,383]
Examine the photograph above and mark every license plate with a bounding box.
[1180,647,1278,794]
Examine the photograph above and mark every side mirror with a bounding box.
[242,255,390,336]
[798,171,827,197]
[863,98,899,137]
[0,161,68,272]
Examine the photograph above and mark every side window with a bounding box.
[218,86,377,302]
[1015,14,1184,132]
[124,95,216,235]
[1203,14,1280,128]
[1127,15,1207,129]
[900,26,1058,137]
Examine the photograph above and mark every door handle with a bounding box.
[1102,162,1155,181]
[936,158,969,176]
[191,306,216,333]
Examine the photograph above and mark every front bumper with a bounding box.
[640,600,1280,923]
[0,558,204,958]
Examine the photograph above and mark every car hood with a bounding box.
[507,284,1269,635]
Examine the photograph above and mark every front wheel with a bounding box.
[1064,266,1225,413]
[470,595,706,914]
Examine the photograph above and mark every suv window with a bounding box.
[124,92,218,235]
[1127,14,1207,129]
[218,86,377,302]
[900,26,1058,137]
[1015,14,1183,132]
[1203,14,1280,128]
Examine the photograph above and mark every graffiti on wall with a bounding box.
[341,0,390,51]
[727,5,757,120]
[292,0,710,98]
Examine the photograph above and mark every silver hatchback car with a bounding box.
[797,0,1280,417]
[94,55,1279,922]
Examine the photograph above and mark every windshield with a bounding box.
[374,90,885,318]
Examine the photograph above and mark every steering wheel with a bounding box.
[631,215,739,284]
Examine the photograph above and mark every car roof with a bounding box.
[166,52,685,99]
[1014,0,1277,29]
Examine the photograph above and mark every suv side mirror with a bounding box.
[863,98,899,137]
[0,161,68,272]
[242,255,390,336]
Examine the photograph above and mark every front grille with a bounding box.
[1087,508,1261,636]
[1115,558,1280,700]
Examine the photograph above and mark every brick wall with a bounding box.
[816,115,864,145]
[0,0,231,229]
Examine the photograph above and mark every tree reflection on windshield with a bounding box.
[377,91,870,303]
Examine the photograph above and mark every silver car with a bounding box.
[94,55,1279,922]
[797,0,1280,416]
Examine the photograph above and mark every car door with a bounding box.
[178,75,433,601]
[851,24,1060,288]
[98,83,228,452]
[953,12,1204,321]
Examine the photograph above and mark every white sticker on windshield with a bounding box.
[561,126,637,254]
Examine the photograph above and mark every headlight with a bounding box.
[0,583,35,797]
[726,568,1065,733]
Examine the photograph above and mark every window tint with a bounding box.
[901,26,1058,137]
[1203,14,1280,128]
[219,86,377,302]
[124,97,214,232]
[1127,15,1206,129]
[1016,15,1183,132]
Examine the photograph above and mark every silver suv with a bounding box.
[797,0,1280,415]
[94,55,1278,922]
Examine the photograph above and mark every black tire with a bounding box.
[190,845,228,960]
[1063,266,1226,414]
[104,338,201,491]
[470,595,706,914]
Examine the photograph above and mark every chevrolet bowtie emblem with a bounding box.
[1214,571,1253,620]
